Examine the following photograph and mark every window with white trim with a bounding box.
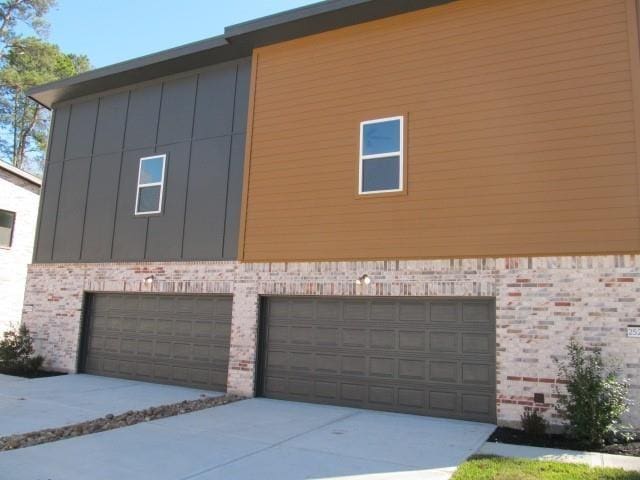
[359,116,404,194]
[135,154,166,215]
[0,209,15,247]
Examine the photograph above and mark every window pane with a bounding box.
[362,119,401,156]
[139,156,164,184]
[0,210,15,247]
[362,156,400,192]
[137,186,161,213]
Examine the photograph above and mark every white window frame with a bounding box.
[359,115,404,195]
[134,154,167,215]
[0,209,16,249]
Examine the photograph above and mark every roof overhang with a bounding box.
[28,0,454,108]
[0,161,42,187]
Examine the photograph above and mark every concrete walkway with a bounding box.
[479,442,640,472]
[0,398,496,480]
[0,374,221,436]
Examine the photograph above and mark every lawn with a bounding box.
[451,456,640,480]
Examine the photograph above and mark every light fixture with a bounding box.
[356,274,371,285]
[144,275,155,285]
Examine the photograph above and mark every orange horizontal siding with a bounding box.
[239,0,640,262]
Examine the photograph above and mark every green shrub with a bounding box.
[521,408,548,438]
[555,339,633,447]
[0,324,44,377]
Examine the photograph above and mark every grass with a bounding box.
[451,456,640,480]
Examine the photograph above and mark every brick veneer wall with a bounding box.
[0,169,39,333]
[22,255,640,428]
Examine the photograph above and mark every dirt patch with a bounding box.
[0,394,242,452]
[489,427,640,457]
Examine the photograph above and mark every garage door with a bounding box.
[259,297,496,422]
[82,293,232,391]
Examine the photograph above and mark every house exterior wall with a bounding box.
[22,255,640,428]
[0,169,40,333]
[240,0,640,262]
[34,57,251,264]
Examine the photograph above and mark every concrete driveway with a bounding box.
[0,374,221,436]
[0,397,495,480]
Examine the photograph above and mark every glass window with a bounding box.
[135,154,166,215]
[359,117,403,194]
[362,156,400,192]
[0,210,15,247]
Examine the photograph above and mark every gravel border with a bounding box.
[0,394,243,452]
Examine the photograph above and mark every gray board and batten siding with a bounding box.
[34,57,251,263]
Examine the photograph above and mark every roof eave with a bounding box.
[28,0,453,109]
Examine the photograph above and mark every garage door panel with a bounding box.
[429,390,457,412]
[462,394,492,417]
[316,381,338,399]
[344,301,369,320]
[343,328,367,347]
[370,357,395,378]
[430,332,458,353]
[370,302,396,321]
[83,293,231,391]
[342,355,366,376]
[370,330,395,349]
[317,300,341,319]
[399,388,424,408]
[430,303,459,323]
[290,352,313,371]
[398,359,425,380]
[316,327,339,346]
[429,361,458,383]
[462,363,493,386]
[260,297,495,422]
[291,299,315,320]
[316,354,339,373]
[399,331,425,351]
[369,385,394,406]
[398,302,427,322]
[462,333,491,354]
[290,326,313,344]
[462,303,492,324]
[341,383,365,402]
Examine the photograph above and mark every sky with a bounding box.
[42,0,319,68]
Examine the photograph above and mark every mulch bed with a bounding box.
[0,394,242,452]
[489,427,640,457]
[14,370,66,378]
[1,370,67,379]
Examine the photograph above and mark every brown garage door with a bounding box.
[82,293,231,391]
[259,297,496,423]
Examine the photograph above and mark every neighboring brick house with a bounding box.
[0,162,41,334]
[24,0,640,429]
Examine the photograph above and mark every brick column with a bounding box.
[226,284,260,396]
[22,264,86,372]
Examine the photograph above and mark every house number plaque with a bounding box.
[628,326,640,338]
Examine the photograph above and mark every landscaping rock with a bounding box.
[0,394,242,452]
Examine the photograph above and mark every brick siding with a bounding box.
[0,169,39,333]
[22,255,640,428]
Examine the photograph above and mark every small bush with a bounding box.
[555,339,633,447]
[521,409,548,438]
[0,324,44,377]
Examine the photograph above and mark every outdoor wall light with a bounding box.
[144,275,155,285]
[356,274,371,285]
